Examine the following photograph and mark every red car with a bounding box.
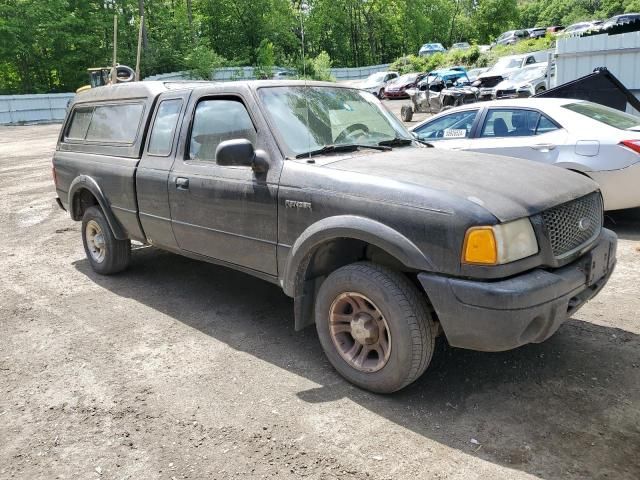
[384,73,426,99]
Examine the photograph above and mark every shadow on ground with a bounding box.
[73,217,640,479]
[605,207,640,241]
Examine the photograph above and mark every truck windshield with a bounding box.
[258,86,412,157]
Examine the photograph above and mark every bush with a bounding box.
[311,51,334,81]
[255,39,275,79]
[390,37,553,75]
[184,45,226,80]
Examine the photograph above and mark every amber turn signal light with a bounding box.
[462,227,498,265]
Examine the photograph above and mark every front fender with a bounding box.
[282,215,433,297]
[68,175,127,240]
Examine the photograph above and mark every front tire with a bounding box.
[81,206,131,275]
[315,262,436,393]
[400,105,413,122]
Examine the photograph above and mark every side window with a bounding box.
[481,109,558,137]
[535,113,559,135]
[525,56,536,65]
[189,99,257,161]
[414,110,479,141]
[85,104,144,143]
[148,99,182,156]
[66,107,93,140]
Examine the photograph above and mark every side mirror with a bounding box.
[215,139,269,173]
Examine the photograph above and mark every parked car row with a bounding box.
[418,13,640,58]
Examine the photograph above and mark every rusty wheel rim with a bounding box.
[329,292,391,373]
[85,220,106,263]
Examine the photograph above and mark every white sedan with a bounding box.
[354,71,399,98]
[410,98,640,210]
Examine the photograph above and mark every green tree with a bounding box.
[473,0,519,42]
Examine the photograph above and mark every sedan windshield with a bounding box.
[493,57,522,70]
[563,102,640,130]
[392,73,418,84]
[258,86,412,156]
[511,67,546,82]
[366,72,386,83]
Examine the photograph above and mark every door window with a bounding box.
[480,109,559,137]
[148,99,182,156]
[413,110,479,141]
[189,99,257,161]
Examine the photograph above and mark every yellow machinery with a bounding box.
[76,65,136,93]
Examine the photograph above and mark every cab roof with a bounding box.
[70,79,349,106]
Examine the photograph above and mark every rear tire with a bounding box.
[81,206,131,275]
[400,105,413,122]
[315,262,436,393]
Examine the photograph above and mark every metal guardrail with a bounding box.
[0,93,74,125]
[144,64,393,82]
[0,64,394,125]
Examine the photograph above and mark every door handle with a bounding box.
[530,143,556,152]
[175,177,189,190]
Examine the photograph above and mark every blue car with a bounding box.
[418,43,446,56]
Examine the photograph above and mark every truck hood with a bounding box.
[323,147,597,222]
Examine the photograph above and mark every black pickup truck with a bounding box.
[53,80,616,393]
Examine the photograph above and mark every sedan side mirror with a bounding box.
[216,139,269,173]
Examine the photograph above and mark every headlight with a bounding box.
[462,218,538,265]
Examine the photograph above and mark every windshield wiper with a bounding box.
[294,143,390,159]
[378,137,414,147]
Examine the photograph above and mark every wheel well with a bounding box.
[568,169,592,179]
[304,238,411,283]
[72,188,99,221]
[293,238,418,330]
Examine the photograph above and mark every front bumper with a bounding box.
[478,88,496,100]
[385,90,409,98]
[418,229,617,352]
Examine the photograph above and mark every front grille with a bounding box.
[541,193,603,258]
[496,89,516,98]
[479,76,503,88]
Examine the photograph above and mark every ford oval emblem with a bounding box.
[578,217,591,231]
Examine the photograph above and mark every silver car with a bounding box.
[494,64,549,98]
[355,71,399,98]
[410,98,640,210]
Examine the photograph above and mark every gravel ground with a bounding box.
[1,123,639,480]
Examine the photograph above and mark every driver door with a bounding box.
[412,108,480,149]
[168,91,282,276]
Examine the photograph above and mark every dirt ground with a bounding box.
[1,123,639,480]
[382,97,432,125]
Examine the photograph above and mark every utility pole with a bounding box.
[138,0,148,50]
[111,15,118,84]
[135,15,144,81]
